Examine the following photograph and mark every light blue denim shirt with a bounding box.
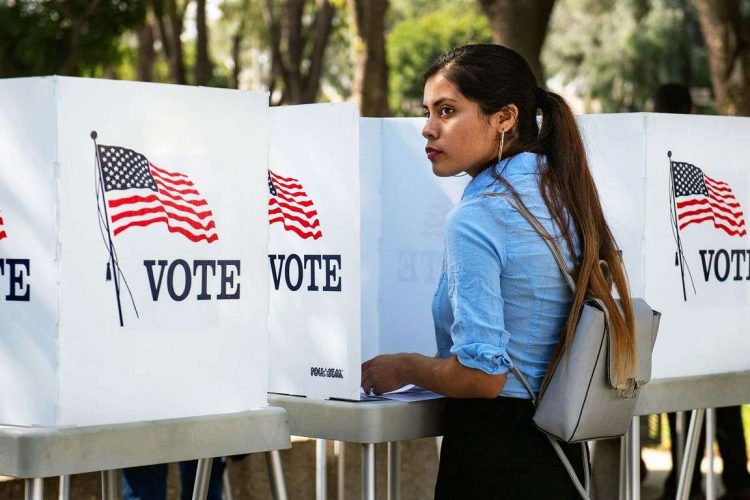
[432,151,580,398]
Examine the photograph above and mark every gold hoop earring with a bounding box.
[497,130,506,164]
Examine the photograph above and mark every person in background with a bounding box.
[122,458,225,500]
[655,82,750,500]
[361,43,638,499]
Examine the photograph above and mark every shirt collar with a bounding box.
[463,152,541,198]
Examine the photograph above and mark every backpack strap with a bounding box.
[511,365,591,500]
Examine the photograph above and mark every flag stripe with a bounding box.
[705,187,741,206]
[269,217,322,239]
[152,169,196,188]
[154,178,201,196]
[705,175,730,189]
[268,207,321,229]
[109,194,213,219]
[270,171,298,183]
[273,184,310,199]
[149,163,190,180]
[680,216,747,237]
[113,216,219,242]
[676,198,744,219]
[678,206,745,228]
[152,184,209,206]
[111,205,217,231]
[0,231,6,240]
[272,178,305,191]
[268,197,318,218]
[274,190,314,207]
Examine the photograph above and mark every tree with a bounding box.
[478,0,556,83]
[261,0,337,104]
[152,0,190,84]
[388,0,492,115]
[0,0,145,77]
[136,15,157,82]
[347,0,389,116]
[543,0,711,113]
[194,0,214,85]
[695,0,750,116]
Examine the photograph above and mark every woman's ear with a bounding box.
[493,104,518,135]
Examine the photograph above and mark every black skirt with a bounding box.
[435,396,587,500]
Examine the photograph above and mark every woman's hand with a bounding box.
[361,353,415,395]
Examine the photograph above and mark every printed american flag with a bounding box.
[0,210,6,241]
[672,161,747,237]
[97,145,218,243]
[268,170,322,240]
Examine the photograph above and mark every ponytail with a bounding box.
[536,90,636,386]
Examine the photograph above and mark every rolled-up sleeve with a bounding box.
[445,197,512,375]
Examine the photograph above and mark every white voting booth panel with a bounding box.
[360,118,468,361]
[268,108,466,400]
[267,104,361,400]
[0,77,270,426]
[580,113,750,379]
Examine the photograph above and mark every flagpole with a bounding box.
[668,151,688,302]
[92,131,124,327]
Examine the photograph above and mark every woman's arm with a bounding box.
[361,353,506,399]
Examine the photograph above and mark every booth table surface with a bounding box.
[0,407,291,478]
[634,371,750,414]
[271,371,750,444]
[267,395,447,443]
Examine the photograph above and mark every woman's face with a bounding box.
[422,72,503,178]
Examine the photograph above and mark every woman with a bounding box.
[360,44,636,499]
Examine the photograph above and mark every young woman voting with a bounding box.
[360,44,636,499]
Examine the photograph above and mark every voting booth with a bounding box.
[579,113,750,380]
[268,108,750,400]
[267,106,465,400]
[0,77,271,426]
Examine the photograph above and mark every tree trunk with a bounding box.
[695,0,750,116]
[230,0,250,89]
[347,0,390,116]
[155,0,188,84]
[261,0,335,104]
[478,0,556,84]
[194,0,213,85]
[57,0,104,75]
[137,20,156,82]
[300,0,335,103]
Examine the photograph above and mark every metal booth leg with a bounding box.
[706,408,716,500]
[334,441,346,500]
[192,458,213,500]
[24,478,43,500]
[266,450,289,500]
[316,439,327,500]
[620,433,629,500]
[676,408,706,500]
[628,416,641,500]
[222,465,234,500]
[362,443,376,500]
[676,411,686,473]
[101,469,117,500]
[387,442,400,500]
[59,475,70,500]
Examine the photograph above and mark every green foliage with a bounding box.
[387,0,491,116]
[543,0,711,112]
[0,0,146,77]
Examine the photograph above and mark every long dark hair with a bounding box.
[424,44,636,385]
